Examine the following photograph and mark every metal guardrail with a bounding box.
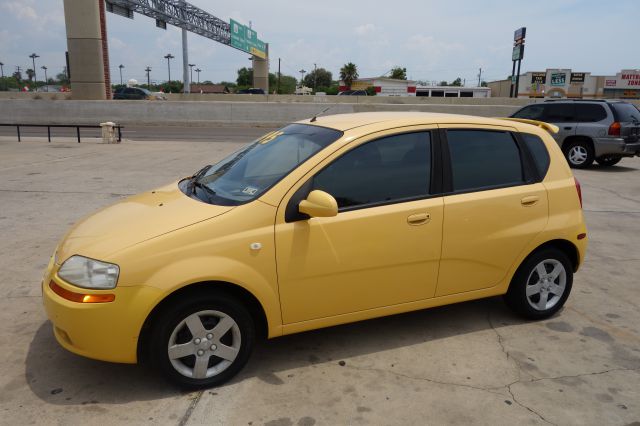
[0,124,123,143]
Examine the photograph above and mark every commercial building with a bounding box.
[488,68,640,99]
[340,77,490,97]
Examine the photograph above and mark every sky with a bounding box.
[0,0,638,86]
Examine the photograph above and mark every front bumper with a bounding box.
[42,260,162,364]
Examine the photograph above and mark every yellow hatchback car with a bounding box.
[42,112,587,388]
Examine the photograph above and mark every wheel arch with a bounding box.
[523,239,580,273]
[137,281,270,364]
[561,135,594,153]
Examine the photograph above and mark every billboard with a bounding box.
[570,73,585,83]
[531,72,546,84]
[550,73,566,86]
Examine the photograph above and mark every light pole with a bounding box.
[299,69,306,87]
[189,64,195,85]
[164,53,174,92]
[29,53,39,91]
[41,66,48,91]
[145,66,152,89]
[0,62,4,91]
[313,63,317,92]
[118,64,124,85]
[195,68,201,84]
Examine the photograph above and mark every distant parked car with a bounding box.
[237,88,265,95]
[338,90,368,96]
[113,87,153,100]
[511,100,640,168]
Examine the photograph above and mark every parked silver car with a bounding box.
[511,100,640,168]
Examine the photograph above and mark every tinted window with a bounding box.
[312,132,431,209]
[610,102,640,122]
[123,88,135,94]
[512,104,545,120]
[447,130,523,191]
[521,133,550,178]
[542,103,575,123]
[574,104,607,122]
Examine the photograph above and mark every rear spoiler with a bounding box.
[497,118,559,134]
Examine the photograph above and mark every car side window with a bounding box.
[312,132,431,209]
[447,130,524,192]
[542,103,575,123]
[574,104,607,122]
[513,104,545,120]
[521,133,550,179]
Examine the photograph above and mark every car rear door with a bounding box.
[435,125,548,297]
[574,103,609,140]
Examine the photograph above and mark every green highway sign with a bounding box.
[230,19,267,59]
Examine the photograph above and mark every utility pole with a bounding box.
[164,53,174,92]
[145,66,152,88]
[478,67,482,87]
[313,63,317,93]
[189,64,195,85]
[195,68,201,84]
[277,58,281,94]
[0,62,4,91]
[41,66,48,91]
[29,53,39,91]
[118,64,124,85]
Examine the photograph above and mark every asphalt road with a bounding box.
[0,125,278,143]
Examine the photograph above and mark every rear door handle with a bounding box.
[521,196,540,207]
[407,212,431,225]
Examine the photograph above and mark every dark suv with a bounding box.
[511,100,640,168]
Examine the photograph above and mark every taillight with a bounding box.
[608,121,621,136]
[574,177,582,208]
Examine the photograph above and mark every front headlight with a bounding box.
[57,255,119,289]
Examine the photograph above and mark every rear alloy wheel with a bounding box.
[150,294,255,389]
[596,155,622,167]
[564,140,594,168]
[504,249,573,320]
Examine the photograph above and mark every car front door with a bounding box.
[275,128,443,324]
[435,126,549,297]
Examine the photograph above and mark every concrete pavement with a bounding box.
[0,135,639,425]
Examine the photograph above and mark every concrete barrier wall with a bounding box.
[0,99,527,126]
[2,98,638,127]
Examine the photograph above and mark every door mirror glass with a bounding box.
[299,190,338,218]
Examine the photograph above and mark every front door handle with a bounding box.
[407,212,431,225]
[521,196,540,207]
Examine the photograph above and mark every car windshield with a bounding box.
[189,124,343,205]
[610,102,640,123]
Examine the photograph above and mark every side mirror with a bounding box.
[299,190,338,218]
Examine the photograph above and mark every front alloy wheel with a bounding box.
[150,293,255,388]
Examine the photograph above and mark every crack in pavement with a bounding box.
[178,390,204,426]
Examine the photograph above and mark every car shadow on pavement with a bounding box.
[26,296,526,405]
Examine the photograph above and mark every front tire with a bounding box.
[596,155,622,167]
[504,249,573,320]
[149,293,255,389]
[563,140,594,168]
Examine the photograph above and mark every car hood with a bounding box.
[56,182,233,262]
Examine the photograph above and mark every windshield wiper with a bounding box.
[190,180,217,202]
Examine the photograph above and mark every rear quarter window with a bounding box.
[521,133,551,179]
[574,104,607,122]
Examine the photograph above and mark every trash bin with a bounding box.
[100,122,118,144]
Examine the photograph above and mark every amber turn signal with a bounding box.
[49,281,115,303]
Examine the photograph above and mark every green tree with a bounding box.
[56,69,70,85]
[480,81,488,87]
[236,67,253,87]
[439,80,448,86]
[159,80,183,93]
[26,68,35,82]
[303,68,333,90]
[277,75,297,94]
[339,62,358,88]
[450,77,463,87]
[389,67,407,80]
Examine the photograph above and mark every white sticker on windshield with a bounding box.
[242,186,259,195]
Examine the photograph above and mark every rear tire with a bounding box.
[596,155,622,167]
[563,140,594,168]
[149,292,255,389]
[504,248,573,320]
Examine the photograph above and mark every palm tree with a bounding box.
[26,68,35,82]
[340,62,358,89]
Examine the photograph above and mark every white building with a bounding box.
[415,86,490,98]
[340,77,417,96]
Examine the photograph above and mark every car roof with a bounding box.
[298,112,521,132]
